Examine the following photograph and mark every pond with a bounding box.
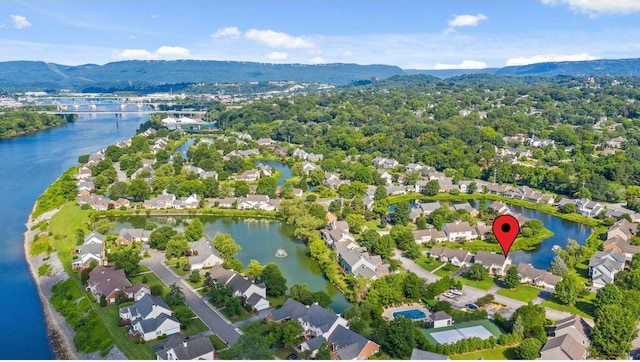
[254,160,292,186]
[115,216,351,313]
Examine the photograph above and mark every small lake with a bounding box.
[469,200,592,269]
[254,160,292,186]
[115,216,351,313]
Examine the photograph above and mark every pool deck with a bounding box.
[382,302,431,321]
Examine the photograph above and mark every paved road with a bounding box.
[394,250,440,283]
[141,250,241,346]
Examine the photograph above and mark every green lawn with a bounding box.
[49,202,91,270]
[129,271,169,297]
[167,257,189,276]
[541,291,596,319]
[415,256,444,272]
[458,275,497,290]
[183,317,210,336]
[220,305,254,322]
[450,345,517,360]
[434,263,460,277]
[267,295,289,309]
[93,304,156,360]
[496,284,541,303]
[209,334,229,351]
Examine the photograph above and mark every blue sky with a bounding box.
[1,0,639,69]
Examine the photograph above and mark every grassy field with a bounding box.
[49,202,91,270]
[541,291,596,319]
[415,256,444,272]
[434,264,460,277]
[29,234,54,256]
[129,271,170,296]
[457,275,497,290]
[496,284,541,303]
[421,319,504,346]
[93,304,156,360]
[209,334,229,351]
[450,345,517,360]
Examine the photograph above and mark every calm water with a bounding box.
[469,200,592,269]
[115,216,351,313]
[0,111,145,358]
[254,160,293,186]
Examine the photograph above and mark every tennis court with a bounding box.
[421,320,503,346]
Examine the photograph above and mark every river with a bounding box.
[0,111,144,358]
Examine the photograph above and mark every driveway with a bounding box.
[394,250,440,283]
[141,250,242,346]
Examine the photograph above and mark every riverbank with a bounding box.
[23,208,126,360]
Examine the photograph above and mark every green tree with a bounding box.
[374,186,387,201]
[213,233,241,261]
[227,333,274,360]
[256,176,277,198]
[95,219,114,234]
[593,283,623,311]
[188,270,201,284]
[110,246,141,275]
[261,263,288,297]
[516,338,542,360]
[75,228,85,246]
[246,259,265,278]
[511,303,547,344]
[503,265,520,289]
[591,304,638,359]
[416,215,427,230]
[553,274,583,305]
[424,179,440,196]
[149,226,177,250]
[128,177,150,201]
[184,218,204,242]
[165,234,190,259]
[466,263,489,281]
[376,316,416,359]
[165,283,185,306]
[314,343,331,360]
[393,201,410,226]
[281,320,303,347]
[548,255,568,277]
[345,213,366,234]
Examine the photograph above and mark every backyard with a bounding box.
[496,284,541,303]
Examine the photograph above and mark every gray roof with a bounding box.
[540,333,588,360]
[474,250,508,268]
[411,348,450,360]
[188,237,222,265]
[329,325,373,360]
[157,335,215,360]
[301,304,340,334]
[430,311,451,321]
[87,266,131,297]
[303,335,327,351]
[269,298,309,322]
[133,294,171,319]
[136,313,179,334]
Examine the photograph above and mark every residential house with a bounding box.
[385,185,407,196]
[211,197,236,209]
[237,195,280,211]
[209,266,270,311]
[257,137,276,147]
[603,236,640,262]
[188,237,223,270]
[76,166,92,180]
[308,153,324,163]
[588,249,625,289]
[413,229,448,244]
[372,157,399,169]
[72,231,105,269]
[451,203,479,217]
[405,163,424,173]
[255,163,274,177]
[539,314,591,360]
[411,349,449,360]
[489,201,510,214]
[78,194,111,211]
[474,250,511,276]
[119,294,180,341]
[517,263,562,289]
[293,148,309,160]
[143,193,176,209]
[486,183,510,195]
[174,194,201,209]
[378,170,393,185]
[234,169,261,182]
[427,311,452,328]
[328,325,380,360]
[528,136,554,148]
[338,247,390,280]
[458,181,472,194]
[607,219,638,241]
[428,247,474,267]
[274,147,289,157]
[116,228,151,246]
[474,223,491,241]
[442,221,475,241]
[124,283,151,302]
[302,161,321,175]
[576,199,605,217]
[605,136,626,149]
[87,266,132,304]
[77,180,95,196]
[156,334,215,360]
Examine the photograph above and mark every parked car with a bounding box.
[287,353,298,360]
[466,303,479,310]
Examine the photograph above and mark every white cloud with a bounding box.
[267,51,288,60]
[129,35,136,40]
[433,60,488,69]
[506,52,596,66]
[245,29,314,48]
[445,13,487,34]
[636,43,640,49]
[310,56,325,64]
[212,26,241,39]
[155,46,190,57]
[541,0,640,15]
[10,15,32,29]
[115,46,191,60]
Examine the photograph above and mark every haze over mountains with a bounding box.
[1,58,639,92]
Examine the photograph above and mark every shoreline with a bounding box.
[23,207,126,360]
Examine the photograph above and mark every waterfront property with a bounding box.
[119,294,181,341]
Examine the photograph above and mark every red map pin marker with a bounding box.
[493,214,520,257]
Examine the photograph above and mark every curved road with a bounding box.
[141,250,241,346]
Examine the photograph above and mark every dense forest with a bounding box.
[207,74,640,203]
[0,111,68,139]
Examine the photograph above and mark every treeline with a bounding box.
[0,111,68,138]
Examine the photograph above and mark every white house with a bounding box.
[442,221,475,241]
[188,237,224,270]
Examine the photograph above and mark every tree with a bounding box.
[128,177,150,201]
[111,246,142,275]
[424,179,440,196]
[213,233,241,261]
[261,263,287,297]
[393,201,410,226]
[115,291,129,305]
[591,304,638,359]
[561,202,577,214]
[516,338,542,360]
[165,234,190,259]
[416,215,427,230]
[548,255,568,276]
[281,320,303,347]
[345,213,366,234]
[553,274,583,305]
[95,219,114,234]
[466,263,489,281]
[227,333,274,360]
[165,283,185,306]
[315,342,331,360]
[184,218,204,242]
[376,316,416,359]
[511,303,547,344]
[256,176,277,198]
[593,283,623,311]
[246,259,265,278]
[503,265,520,289]
[403,272,421,300]
[188,270,201,284]
[374,186,387,201]
[75,228,85,246]
[149,226,177,250]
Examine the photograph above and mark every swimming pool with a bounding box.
[393,308,427,320]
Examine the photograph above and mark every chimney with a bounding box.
[183,341,188,348]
